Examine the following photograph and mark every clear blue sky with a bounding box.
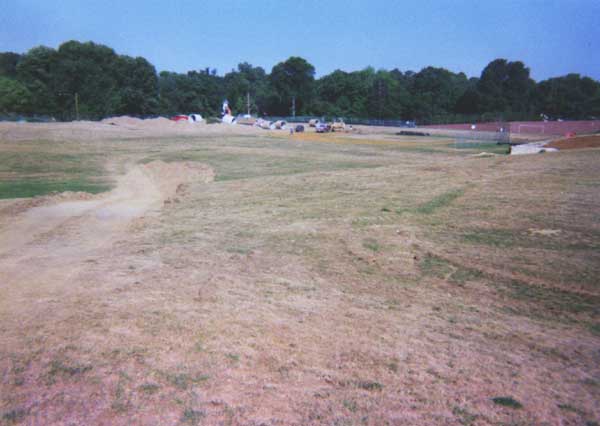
[2,0,599,81]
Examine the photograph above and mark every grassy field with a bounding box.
[0,127,599,425]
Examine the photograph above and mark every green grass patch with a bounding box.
[462,228,600,251]
[420,253,453,279]
[499,278,600,316]
[452,406,478,425]
[462,228,517,248]
[397,188,465,216]
[139,383,160,394]
[356,380,383,391]
[45,359,92,384]
[0,179,110,199]
[362,237,381,252]
[382,144,443,154]
[449,266,483,284]
[387,361,399,373]
[1,408,28,424]
[452,141,510,155]
[140,146,381,182]
[557,403,583,414]
[588,323,600,335]
[492,396,522,409]
[0,149,110,199]
[165,372,209,390]
[419,253,482,285]
[420,252,598,319]
[343,399,358,412]
[181,408,205,425]
[0,151,99,175]
[226,353,240,362]
[415,189,465,214]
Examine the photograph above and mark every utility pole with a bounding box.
[291,95,296,118]
[75,93,79,121]
[247,92,250,116]
[377,80,384,122]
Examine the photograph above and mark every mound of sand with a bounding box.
[101,116,186,129]
[101,116,143,126]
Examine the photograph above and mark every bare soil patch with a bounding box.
[547,134,600,150]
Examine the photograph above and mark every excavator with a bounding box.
[221,100,236,124]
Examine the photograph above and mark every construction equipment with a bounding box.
[221,100,236,124]
[330,119,345,132]
[270,120,287,130]
[315,122,331,133]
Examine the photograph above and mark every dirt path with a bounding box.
[0,161,214,313]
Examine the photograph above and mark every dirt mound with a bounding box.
[100,116,216,133]
[143,117,177,127]
[546,135,600,150]
[101,116,208,130]
[101,116,143,126]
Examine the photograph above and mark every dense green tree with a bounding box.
[158,69,223,116]
[1,40,599,123]
[0,52,21,78]
[16,46,60,115]
[53,40,120,118]
[224,62,269,115]
[269,57,315,115]
[477,59,535,118]
[112,56,159,115]
[535,74,600,119]
[408,67,469,123]
[13,41,160,119]
[454,78,481,114]
[0,76,31,113]
[316,69,372,117]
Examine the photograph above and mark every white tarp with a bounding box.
[511,141,557,155]
[222,114,236,124]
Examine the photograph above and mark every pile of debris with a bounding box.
[252,118,288,130]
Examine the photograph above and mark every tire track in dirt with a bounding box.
[0,161,214,311]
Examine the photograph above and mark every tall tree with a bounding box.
[535,74,600,119]
[0,76,31,113]
[158,69,223,116]
[316,69,371,117]
[112,56,159,115]
[0,52,21,78]
[3,39,600,122]
[477,59,535,118]
[409,67,468,123]
[454,78,481,114]
[16,46,60,115]
[269,57,315,115]
[224,62,269,115]
[53,40,120,119]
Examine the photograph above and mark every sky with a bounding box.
[1,0,599,81]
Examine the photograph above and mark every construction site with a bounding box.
[1,116,599,426]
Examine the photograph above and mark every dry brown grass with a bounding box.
[0,123,599,425]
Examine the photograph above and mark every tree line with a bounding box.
[1,40,599,124]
